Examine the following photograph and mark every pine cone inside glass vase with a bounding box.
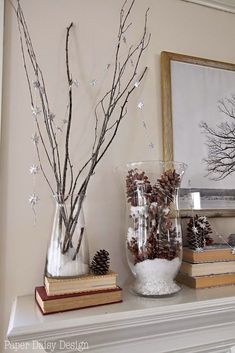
[154,169,181,206]
[126,169,152,206]
[90,249,110,275]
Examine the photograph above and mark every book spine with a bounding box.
[42,299,123,315]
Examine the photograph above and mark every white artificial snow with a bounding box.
[150,202,158,208]
[163,207,170,215]
[133,257,181,296]
[130,205,149,218]
[46,206,89,277]
[127,227,136,242]
[47,242,89,277]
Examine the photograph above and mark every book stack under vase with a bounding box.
[35,271,122,314]
[177,244,235,289]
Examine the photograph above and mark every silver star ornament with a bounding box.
[32,80,40,89]
[137,101,144,109]
[31,106,41,117]
[48,112,55,121]
[73,79,80,87]
[90,79,96,87]
[29,193,39,206]
[31,133,39,145]
[29,165,40,175]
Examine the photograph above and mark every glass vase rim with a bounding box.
[125,159,188,169]
[52,194,86,205]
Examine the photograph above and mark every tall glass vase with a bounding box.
[45,198,89,278]
[125,160,187,296]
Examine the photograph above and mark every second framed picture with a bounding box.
[161,51,235,217]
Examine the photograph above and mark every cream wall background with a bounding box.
[1,0,235,351]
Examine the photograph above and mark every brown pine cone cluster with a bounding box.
[126,168,182,263]
[126,168,180,207]
[127,230,181,264]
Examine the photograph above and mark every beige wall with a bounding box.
[1,0,235,350]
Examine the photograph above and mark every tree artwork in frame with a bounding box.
[161,51,235,217]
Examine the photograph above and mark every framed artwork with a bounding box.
[181,0,235,14]
[0,0,4,142]
[161,51,235,217]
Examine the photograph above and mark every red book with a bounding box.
[35,286,122,315]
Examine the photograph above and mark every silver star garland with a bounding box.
[39,86,45,95]
[137,103,155,150]
[218,234,235,255]
[31,106,41,117]
[29,193,39,206]
[73,79,80,87]
[137,101,144,109]
[29,164,40,175]
[90,79,97,87]
[32,80,40,89]
[31,133,39,145]
[48,112,55,121]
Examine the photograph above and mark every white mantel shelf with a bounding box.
[7,285,235,353]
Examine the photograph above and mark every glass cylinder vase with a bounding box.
[45,197,89,278]
[125,160,187,296]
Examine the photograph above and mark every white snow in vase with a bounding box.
[130,205,149,218]
[133,257,181,296]
[46,242,89,277]
[127,227,136,242]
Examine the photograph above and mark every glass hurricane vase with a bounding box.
[125,160,187,296]
[45,197,89,278]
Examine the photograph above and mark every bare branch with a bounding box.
[14,0,150,258]
[62,23,74,199]
[200,100,235,180]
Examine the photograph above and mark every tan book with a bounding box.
[180,260,235,277]
[183,245,235,264]
[35,286,122,315]
[177,272,235,289]
[45,271,117,296]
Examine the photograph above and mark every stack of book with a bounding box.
[177,245,235,289]
[35,271,122,314]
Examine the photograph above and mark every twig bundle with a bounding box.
[13,0,150,257]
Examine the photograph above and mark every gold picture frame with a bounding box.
[0,0,4,142]
[161,51,235,217]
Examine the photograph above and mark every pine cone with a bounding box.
[154,169,181,206]
[146,233,158,259]
[157,229,181,260]
[187,215,213,250]
[126,169,152,206]
[228,234,235,247]
[90,249,110,275]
